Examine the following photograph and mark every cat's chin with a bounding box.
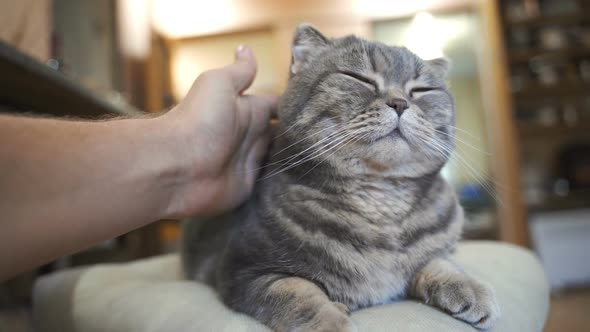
[373,126,405,142]
[388,129,408,144]
[365,136,413,163]
[382,132,410,149]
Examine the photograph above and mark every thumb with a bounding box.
[224,45,257,94]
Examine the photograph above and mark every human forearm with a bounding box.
[0,45,276,280]
[0,115,182,279]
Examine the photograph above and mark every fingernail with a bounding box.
[235,44,247,59]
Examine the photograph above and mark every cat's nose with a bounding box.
[387,98,409,116]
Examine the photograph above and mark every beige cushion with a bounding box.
[33,241,549,332]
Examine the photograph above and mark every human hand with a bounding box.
[161,45,278,218]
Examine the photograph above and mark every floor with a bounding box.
[544,289,590,332]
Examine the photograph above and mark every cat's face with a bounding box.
[279,24,455,178]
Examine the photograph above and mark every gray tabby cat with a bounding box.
[182,24,500,331]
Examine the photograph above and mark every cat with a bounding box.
[181,24,500,332]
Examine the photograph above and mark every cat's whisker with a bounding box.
[273,116,339,140]
[421,136,503,205]
[269,128,348,167]
[272,122,342,157]
[438,140,511,193]
[421,129,507,193]
[272,116,338,140]
[258,129,366,181]
[246,121,370,177]
[283,130,365,168]
[240,124,354,175]
[270,127,363,168]
[431,123,481,141]
[272,120,300,140]
[433,129,491,156]
[416,135,472,179]
[270,122,368,166]
[268,128,368,177]
[301,131,365,163]
[297,132,370,180]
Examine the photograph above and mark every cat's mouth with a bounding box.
[390,128,402,138]
[378,127,407,142]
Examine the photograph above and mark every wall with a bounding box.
[0,0,50,61]
[170,29,278,100]
[53,0,121,92]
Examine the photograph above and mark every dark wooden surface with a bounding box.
[0,40,140,117]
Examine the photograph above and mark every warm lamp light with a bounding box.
[404,12,444,60]
[150,0,239,38]
[117,0,151,58]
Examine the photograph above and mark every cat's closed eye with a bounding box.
[409,87,440,99]
[339,71,378,93]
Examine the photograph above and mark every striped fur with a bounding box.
[182,25,499,331]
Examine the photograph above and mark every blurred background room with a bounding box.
[0,0,589,331]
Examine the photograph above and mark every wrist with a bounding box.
[139,111,192,219]
[151,107,213,219]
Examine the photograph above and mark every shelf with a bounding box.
[0,40,141,117]
[512,81,590,99]
[509,47,590,63]
[517,123,590,138]
[528,191,590,212]
[506,13,590,28]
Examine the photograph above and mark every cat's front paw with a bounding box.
[293,302,356,332]
[427,277,500,329]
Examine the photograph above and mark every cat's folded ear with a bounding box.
[291,24,329,75]
[426,57,451,78]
